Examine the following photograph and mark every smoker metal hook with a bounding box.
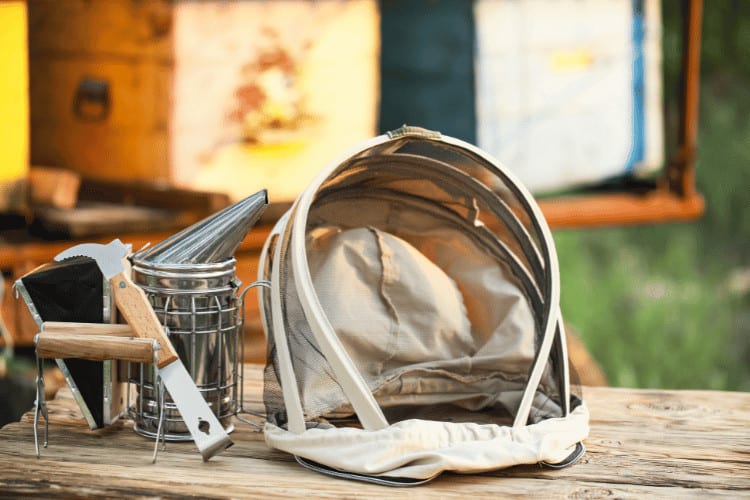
[236,280,271,429]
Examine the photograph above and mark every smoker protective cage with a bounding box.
[259,126,589,485]
[128,258,242,440]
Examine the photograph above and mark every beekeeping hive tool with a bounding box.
[55,239,234,460]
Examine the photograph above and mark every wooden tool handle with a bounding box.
[42,322,134,337]
[36,333,156,363]
[109,270,179,368]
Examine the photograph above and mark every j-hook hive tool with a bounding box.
[55,239,233,460]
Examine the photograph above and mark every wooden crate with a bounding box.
[28,0,380,202]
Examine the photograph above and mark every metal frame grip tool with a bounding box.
[55,239,234,460]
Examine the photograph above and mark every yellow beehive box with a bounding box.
[0,0,29,212]
[28,0,379,202]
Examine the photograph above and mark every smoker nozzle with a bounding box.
[133,189,268,265]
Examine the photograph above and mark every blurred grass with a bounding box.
[556,2,750,390]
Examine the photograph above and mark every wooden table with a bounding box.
[0,365,748,498]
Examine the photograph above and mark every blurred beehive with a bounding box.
[0,0,29,212]
[27,0,379,202]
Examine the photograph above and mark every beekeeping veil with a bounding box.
[259,126,589,485]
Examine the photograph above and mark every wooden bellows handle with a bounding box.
[35,332,156,363]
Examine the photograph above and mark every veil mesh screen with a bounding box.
[262,138,578,430]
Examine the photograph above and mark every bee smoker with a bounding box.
[127,190,268,440]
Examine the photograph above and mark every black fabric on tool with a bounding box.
[22,257,105,427]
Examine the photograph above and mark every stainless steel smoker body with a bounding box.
[128,258,242,440]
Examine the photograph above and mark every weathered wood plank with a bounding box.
[28,166,81,209]
[76,178,230,214]
[0,454,742,499]
[583,386,750,464]
[586,424,749,463]
[584,385,750,426]
[32,204,187,239]
[0,367,748,497]
[4,410,747,494]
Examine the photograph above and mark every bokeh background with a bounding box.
[556,1,749,391]
[1,1,748,429]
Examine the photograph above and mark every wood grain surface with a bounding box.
[0,365,747,498]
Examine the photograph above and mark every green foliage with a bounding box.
[556,3,750,391]
[557,225,748,390]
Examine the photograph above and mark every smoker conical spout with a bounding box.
[133,190,268,265]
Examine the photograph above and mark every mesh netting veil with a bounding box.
[259,127,589,485]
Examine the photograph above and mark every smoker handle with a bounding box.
[42,322,134,337]
[35,333,156,363]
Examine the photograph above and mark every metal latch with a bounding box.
[73,77,110,122]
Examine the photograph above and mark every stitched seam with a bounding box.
[371,227,401,376]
